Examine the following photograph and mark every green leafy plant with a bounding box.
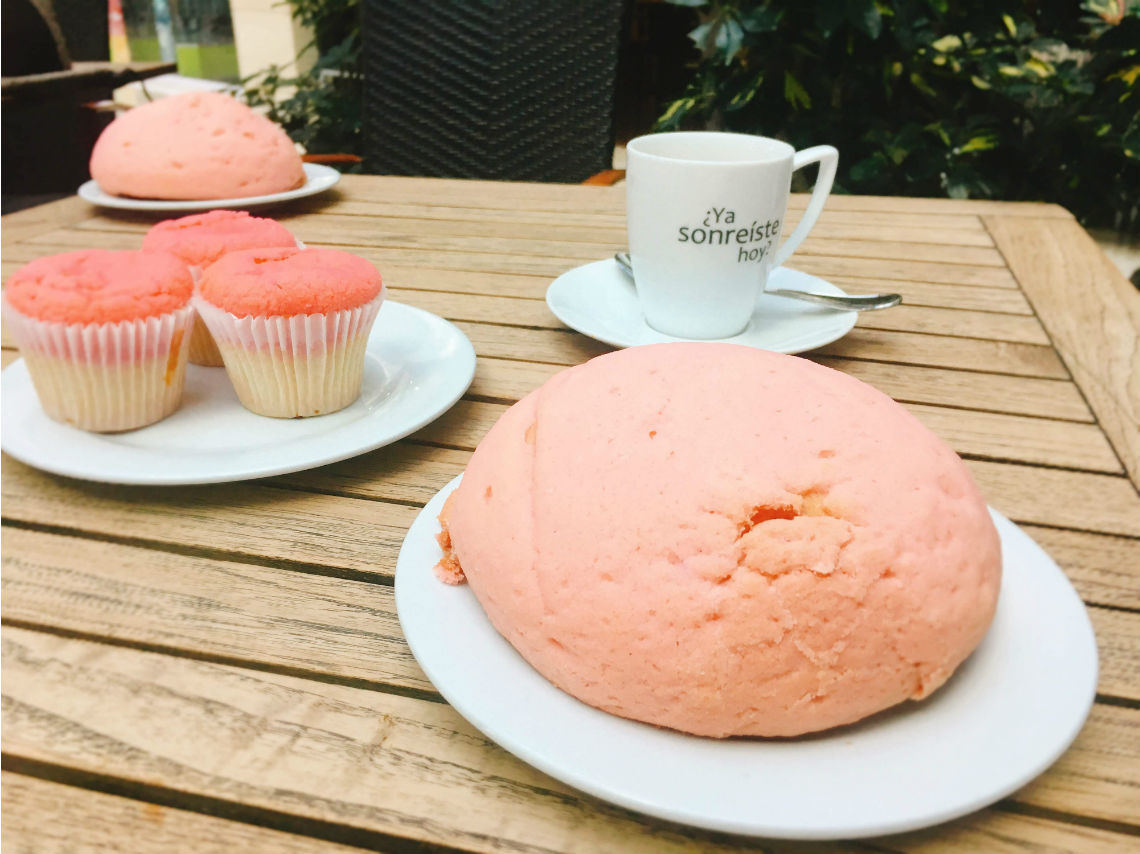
[243,0,361,163]
[658,0,1139,230]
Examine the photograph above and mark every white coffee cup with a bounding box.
[626,132,838,339]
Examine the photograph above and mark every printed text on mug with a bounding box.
[676,208,780,263]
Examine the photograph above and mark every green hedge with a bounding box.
[657,0,1139,230]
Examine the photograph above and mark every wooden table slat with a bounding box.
[0,772,375,854]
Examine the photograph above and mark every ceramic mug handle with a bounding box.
[772,146,839,268]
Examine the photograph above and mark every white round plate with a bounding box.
[0,302,474,485]
[76,163,341,212]
[546,259,858,354]
[396,475,1098,840]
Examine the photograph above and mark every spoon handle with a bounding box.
[613,252,901,313]
[765,289,902,311]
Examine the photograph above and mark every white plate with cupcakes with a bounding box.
[1,211,475,485]
[77,91,340,211]
[395,342,1098,839]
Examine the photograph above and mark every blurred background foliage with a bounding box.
[243,0,361,162]
[657,0,1139,231]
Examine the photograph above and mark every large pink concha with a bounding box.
[438,343,1002,738]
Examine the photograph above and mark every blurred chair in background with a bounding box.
[1,0,174,209]
[361,0,623,183]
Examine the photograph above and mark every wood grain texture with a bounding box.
[1,773,374,854]
[985,216,1140,489]
[1,527,430,693]
[0,456,417,579]
[389,288,1052,348]
[1090,607,1140,700]
[0,197,94,250]
[0,626,807,854]
[1022,525,1140,610]
[966,460,1139,537]
[875,809,1140,854]
[828,276,1034,314]
[852,305,1049,345]
[447,321,1068,378]
[2,527,1135,705]
[2,627,1133,854]
[1013,703,1140,826]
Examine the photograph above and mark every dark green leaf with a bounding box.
[783,70,812,109]
[852,1,883,39]
[740,4,782,33]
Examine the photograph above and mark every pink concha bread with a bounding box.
[90,92,305,200]
[437,343,1002,738]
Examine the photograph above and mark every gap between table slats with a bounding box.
[1,771,382,854]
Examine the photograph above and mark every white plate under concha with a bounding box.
[395,474,1098,839]
[77,162,341,212]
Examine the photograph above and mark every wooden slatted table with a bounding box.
[2,176,1138,854]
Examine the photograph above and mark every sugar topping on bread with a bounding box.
[438,343,1002,738]
[90,92,305,201]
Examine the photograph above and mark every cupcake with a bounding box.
[196,247,383,418]
[3,250,194,432]
[143,210,299,367]
[89,91,305,201]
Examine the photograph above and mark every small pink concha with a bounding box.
[439,343,1002,738]
[90,92,305,200]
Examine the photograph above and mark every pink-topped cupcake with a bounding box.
[143,210,298,366]
[196,247,383,417]
[3,250,194,432]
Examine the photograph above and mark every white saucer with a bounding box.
[546,259,857,353]
[0,302,474,485]
[77,163,341,212]
[395,475,1098,839]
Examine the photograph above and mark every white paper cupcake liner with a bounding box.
[184,239,305,368]
[2,301,194,432]
[195,292,383,418]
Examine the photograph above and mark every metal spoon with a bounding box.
[614,252,901,312]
